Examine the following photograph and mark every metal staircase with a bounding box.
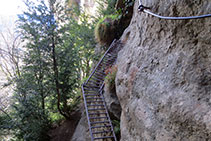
[82,40,120,141]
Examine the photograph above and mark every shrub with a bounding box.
[112,120,120,138]
[96,0,117,16]
[94,15,120,46]
[105,65,118,91]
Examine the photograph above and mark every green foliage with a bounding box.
[49,112,64,123]
[94,0,120,46]
[94,15,120,46]
[96,0,134,18]
[66,11,96,79]
[105,65,118,91]
[96,0,117,16]
[12,73,51,140]
[0,0,96,140]
[0,0,110,140]
[112,120,120,135]
[94,0,135,47]
[0,114,11,136]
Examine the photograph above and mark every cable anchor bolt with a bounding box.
[138,5,150,12]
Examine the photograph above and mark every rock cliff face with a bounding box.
[116,0,211,140]
[104,84,122,120]
[71,109,90,141]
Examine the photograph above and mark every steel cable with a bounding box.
[138,0,211,20]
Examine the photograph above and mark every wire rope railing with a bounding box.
[138,0,211,20]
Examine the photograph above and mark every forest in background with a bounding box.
[0,0,120,140]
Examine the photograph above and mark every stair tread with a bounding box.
[87,104,104,106]
[92,75,104,79]
[91,77,102,82]
[94,72,105,77]
[94,136,114,140]
[85,97,102,100]
[83,85,100,88]
[92,130,112,134]
[84,92,100,94]
[88,108,105,111]
[85,93,100,95]
[85,94,101,96]
[90,121,110,124]
[106,53,115,57]
[84,90,99,93]
[89,112,107,115]
[86,100,104,103]
[90,116,108,119]
[91,125,112,129]
[104,58,116,61]
[88,80,102,85]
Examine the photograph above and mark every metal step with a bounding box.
[90,121,110,125]
[91,125,112,129]
[85,94,101,97]
[86,100,104,103]
[99,62,111,66]
[87,104,104,107]
[98,63,111,68]
[88,112,107,115]
[86,97,103,100]
[95,69,105,74]
[106,55,117,58]
[90,116,108,120]
[94,136,114,140]
[87,83,101,87]
[83,88,100,91]
[90,77,102,82]
[94,72,105,77]
[92,130,112,134]
[84,90,99,93]
[84,91,99,94]
[88,108,106,111]
[88,80,102,85]
[106,53,116,57]
[104,57,116,61]
[84,92,100,95]
[83,85,100,89]
[92,75,104,80]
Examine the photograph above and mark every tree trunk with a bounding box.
[52,36,70,119]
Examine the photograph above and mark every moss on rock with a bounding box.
[94,15,120,46]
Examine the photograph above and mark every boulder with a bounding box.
[71,108,90,141]
[104,84,122,120]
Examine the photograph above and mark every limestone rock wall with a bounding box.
[103,85,122,140]
[71,108,90,141]
[104,84,122,120]
[116,0,211,140]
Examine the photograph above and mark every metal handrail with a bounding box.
[99,84,117,141]
[81,84,94,140]
[85,39,117,85]
[82,39,119,141]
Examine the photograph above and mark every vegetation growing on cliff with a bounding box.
[105,65,118,92]
[95,15,119,45]
[94,0,134,46]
